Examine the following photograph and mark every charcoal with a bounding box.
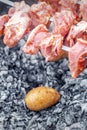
[0,70,8,76]
[65,113,74,126]
[1,91,9,101]
[6,75,13,82]
[9,52,17,63]
[56,122,66,130]
[80,79,87,87]
[65,122,87,130]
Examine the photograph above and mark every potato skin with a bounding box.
[24,86,60,111]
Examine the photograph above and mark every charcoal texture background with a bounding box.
[0,0,87,130]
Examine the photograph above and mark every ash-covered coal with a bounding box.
[0,1,87,130]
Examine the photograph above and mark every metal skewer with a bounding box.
[62,45,70,52]
[0,0,71,53]
[0,0,14,7]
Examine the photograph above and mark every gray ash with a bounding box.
[0,1,87,130]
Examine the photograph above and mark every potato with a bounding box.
[24,86,60,111]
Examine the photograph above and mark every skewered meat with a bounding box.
[4,10,32,48]
[69,38,87,78]
[23,10,76,61]
[0,15,9,37]
[50,10,76,36]
[23,24,67,61]
[4,2,31,47]
[67,21,87,46]
[59,0,80,16]
[30,2,53,27]
[4,1,53,47]
[40,34,66,61]
[8,1,30,17]
[80,0,87,22]
[23,9,76,61]
[39,0,60,13]
[23,24,49,54]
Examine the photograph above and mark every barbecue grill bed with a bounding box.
[0,1,87,130]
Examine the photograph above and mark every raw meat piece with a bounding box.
[8,1,30,17]
[40,34,66,61]
[59,0,80,16]
[67,21,87,46]
[23,24,67,61]
[30,2,53,27]
[69,38,87,78]
[23,10,75,61]
[39,0,60,13]
[3,1,54,48]
[80,0,87,21]
[4,11,31,48]
[50,10,76,36]
[23,24,49,54]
